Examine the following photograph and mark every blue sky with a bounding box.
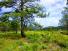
[0,0,67,27]
[35,0,67,27]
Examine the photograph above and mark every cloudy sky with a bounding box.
[35,0,67,27]
[0,0,67,27]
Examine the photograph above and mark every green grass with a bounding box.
[0,30,68,51]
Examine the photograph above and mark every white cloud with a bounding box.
[40,0,56,6]
[36,0,67,27]
[0,0,67,27]
[35,17,61,27]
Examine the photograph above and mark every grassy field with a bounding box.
[0,30,68,51]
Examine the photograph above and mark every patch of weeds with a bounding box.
[41,44,48,49]
[26,34,42,43]
[31,43,41,51]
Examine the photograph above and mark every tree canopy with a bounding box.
[60,3,68,29]
[0,0,46,37]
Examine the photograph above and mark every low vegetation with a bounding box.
[0,30,68,51]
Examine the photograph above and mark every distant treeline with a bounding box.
[42,26,68,31]
[0,25,68,32]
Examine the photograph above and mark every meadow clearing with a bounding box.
[0,30,68,51]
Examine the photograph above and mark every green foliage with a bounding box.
[0,0,15,7]
[60,7,68,29]
[10,20,19,31]
[0,16,10,31]
[0,0,47,36]
[0,30,68,51]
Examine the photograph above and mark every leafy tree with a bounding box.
[0,22,9,32]
[33,22,43,30]
[9,17,20,34]
[0,16,9,32]
[27,22,43,30]
[0,0,46,37]
[60,2,68,30]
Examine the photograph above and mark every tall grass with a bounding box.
[0,30,68,51]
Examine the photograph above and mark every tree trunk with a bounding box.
[16,28,17,34]
[20,0,26,37]
[21,17,26,37]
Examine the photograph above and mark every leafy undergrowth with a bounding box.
[0,30,68,51]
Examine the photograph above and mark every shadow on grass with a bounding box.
[0,33,22,39]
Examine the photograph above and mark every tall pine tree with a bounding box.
[0,0,46,37]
